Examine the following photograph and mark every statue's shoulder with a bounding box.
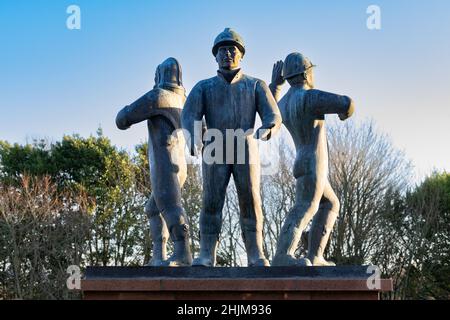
[289,88,318,106]
[144,88,162,100]
[240,74,272,93]
[305,88,335,99]
[241,74,266,86]
[280,88,307,113]
[194,77,217,90]
[285,87,307,100]
[144,88,176,105]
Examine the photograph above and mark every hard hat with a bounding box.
[212,28,246,57]
[282,52,316,80]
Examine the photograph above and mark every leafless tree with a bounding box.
[326,119,413,265]
[0,175,90,299]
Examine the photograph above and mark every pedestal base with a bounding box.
[81,266,392,300]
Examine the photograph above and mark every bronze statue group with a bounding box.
[116,28,355,268]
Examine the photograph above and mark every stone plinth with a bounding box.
[81,266,392,300]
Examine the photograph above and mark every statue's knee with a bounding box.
[161,205,186,225]
[144,203,159,219]
[241,195,262,215]
[170,223,190,240]
[319,197,340,213]
[328,194,340,213]
[332,198,340,213]
[289,201,320,221]
[240,217,261,232]
[203,200,224,217]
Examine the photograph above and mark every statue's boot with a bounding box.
[146,214,169,267]
[164,224,193,267]
[273,200,322,266]
[242,230,270,267]
[192,233,219,267]
[272,206,312,266]
[306,208,338,267]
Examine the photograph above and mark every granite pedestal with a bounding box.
[81,266,392,300]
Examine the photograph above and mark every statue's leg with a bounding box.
[193,162,231,267]
[144,195,169,266]
[154,167,193,267]
[232,162,269,267]
[272,174,325,266]
[150,116,192,267]
[307,180,340,266]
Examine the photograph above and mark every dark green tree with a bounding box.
[401,172,450,299]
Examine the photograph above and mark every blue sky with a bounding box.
[0,0,449,180]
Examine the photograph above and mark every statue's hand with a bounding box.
[116,107,131,130]
[254,126,272,141]
[338,98,355,121]
[190,143,202,157]
[271,60,285,87]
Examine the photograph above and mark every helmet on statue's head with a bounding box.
[212,28,246,57]
[283,52,316,80]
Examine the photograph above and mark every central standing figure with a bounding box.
[182,28,282,267]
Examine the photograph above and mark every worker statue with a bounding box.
[181,28,282,267]
[116,57,193,267]
[269,53,355,266]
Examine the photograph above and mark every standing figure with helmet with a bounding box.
[182,28,282,267]
[269,53,355,266]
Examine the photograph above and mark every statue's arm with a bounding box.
[307,89,355,121]
[181,83,205,156]
[269,83,282,103]
[269,60,285,102]
[255,80,283,141]
[115,92,156,130]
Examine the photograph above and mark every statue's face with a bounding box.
[215,45,242,70]
[306,68,315,88]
